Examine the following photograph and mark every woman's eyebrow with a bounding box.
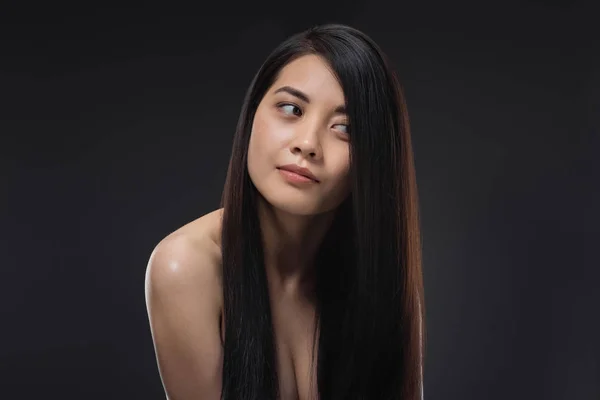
[273,85,346,114]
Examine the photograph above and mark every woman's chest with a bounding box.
[271,298,318,400]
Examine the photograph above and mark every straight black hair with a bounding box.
[220,23,425,400]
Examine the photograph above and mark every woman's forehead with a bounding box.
[270,55,345,105]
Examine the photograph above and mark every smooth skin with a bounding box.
[145,54,351,400]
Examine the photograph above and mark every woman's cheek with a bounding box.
[254,114,288,145]
[267,118,294,143]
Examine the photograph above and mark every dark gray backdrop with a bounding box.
[1,1,598,399]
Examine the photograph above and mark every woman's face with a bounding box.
[247,54,351,216]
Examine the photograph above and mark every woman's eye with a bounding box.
[279,104,302,116]
[334,124,350,134]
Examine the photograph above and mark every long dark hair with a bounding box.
[219,23,425,400]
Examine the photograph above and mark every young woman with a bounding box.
[145,23,425,400]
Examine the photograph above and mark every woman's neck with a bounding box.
[256,195,334,297]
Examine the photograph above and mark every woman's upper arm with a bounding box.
[144,235,223,400]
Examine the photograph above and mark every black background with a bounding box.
[1,1,598,399]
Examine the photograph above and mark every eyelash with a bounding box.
[276,103,350,134]
[278,103,303,117]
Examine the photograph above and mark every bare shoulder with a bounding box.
[146,208,223,288]
[172,207,224,251]
[149,209,223,273]
[144,208,224,399]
